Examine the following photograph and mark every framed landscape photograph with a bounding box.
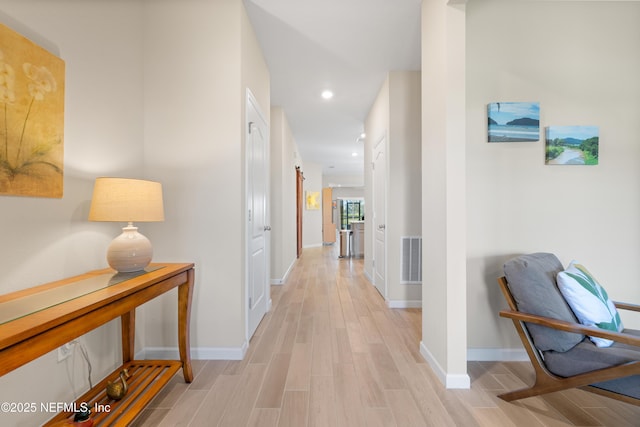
[487,102,540,142]
[545,126,599,165]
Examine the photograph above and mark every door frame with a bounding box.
[296,166,303,258]
[245,88,271,342]
[372,133,388,299]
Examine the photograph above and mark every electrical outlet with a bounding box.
[57,342,74,362]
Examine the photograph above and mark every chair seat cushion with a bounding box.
[504,253,584,352]
[544,329,640,399]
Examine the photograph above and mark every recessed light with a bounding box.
[321,90,334,100]
[352,152,358,157]
[360,133,366,139]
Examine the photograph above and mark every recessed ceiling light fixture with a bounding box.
[321,90,334,100]
[352,152,358,157]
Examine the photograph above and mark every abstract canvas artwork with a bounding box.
[487,102,540,142]
[545,126,599,165]
[0,23,65,198]
[306,191,320,210]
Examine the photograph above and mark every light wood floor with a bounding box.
[132,246,640,427]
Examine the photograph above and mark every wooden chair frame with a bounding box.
[498,276,640,405]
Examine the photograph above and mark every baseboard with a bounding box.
[387,300,422,309]
[363,269,373,284]
[139,341,248,361]
[467,348,528,361]
[420,341,470,389]
[303,243,324,249]
[271,258,297,285]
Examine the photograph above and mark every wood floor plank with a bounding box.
[278,391,309,427]
[188,374,241,427]
[364,407,397,427]
[352,352,387,407]
[247,408,280,427]
[285,342,312,391]
[156,389,207,427]
[256,353,293,408]
[188,360,229,390]
[368,342,406,390]
[333,363,367,427]
[308,375,337,427]
[385,389,429,427]
[218,363,268,427]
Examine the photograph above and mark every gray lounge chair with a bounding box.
[498,253,640,405]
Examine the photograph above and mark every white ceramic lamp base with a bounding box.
[107,224,153,273]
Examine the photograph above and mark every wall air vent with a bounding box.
[401,236,422,284]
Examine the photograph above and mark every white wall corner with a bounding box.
[420,341,471,389]
[271,257,297,285]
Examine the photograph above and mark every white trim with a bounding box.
[303,243,323,249]
[271,257,296,285]
[363,269,373,284]
[139,341,249,361]
[387,299,422,309]
[467,348,528,362]
[420,341,471,389]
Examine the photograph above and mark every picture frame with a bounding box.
[0,23,65,198]
[487,102,540,142]
[306,191,320,210]
[545,126,599,165]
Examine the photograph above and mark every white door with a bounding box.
[247,90,270,339]
[372,136,386,298]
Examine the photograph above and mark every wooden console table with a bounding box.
[0,263,194,426]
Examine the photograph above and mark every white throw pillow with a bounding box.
[557,261,623,347]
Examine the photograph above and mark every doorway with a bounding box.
[246,89,270,340]
[296,166,303,258]
[372,135,387,298]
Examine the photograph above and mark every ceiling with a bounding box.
[243,0,422,183]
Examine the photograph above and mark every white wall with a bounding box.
[387,71,422,305]
[142,0,270,352]
[302,161,323,248]
[0,0,270,424]
[270,107,299,283]
[0,1,145,425]
[324,174,364,188]
[364,77,389,280]
[466,0,640,356]
[364,72,422,306]
[421,0,468,388]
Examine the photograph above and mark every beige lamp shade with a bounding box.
[89,177,164,222]
[89,177,164,273]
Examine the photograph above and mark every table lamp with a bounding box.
[89,177,164,272]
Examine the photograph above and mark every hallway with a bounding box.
[133,246,640,426]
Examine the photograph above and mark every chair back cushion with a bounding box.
[504,253,584,352]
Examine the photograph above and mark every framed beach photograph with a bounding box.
[487,102,540,142]
[545,126,599,165]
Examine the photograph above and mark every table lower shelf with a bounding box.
[44,360,182,426]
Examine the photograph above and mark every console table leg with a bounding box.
[121,310,135,363]
[178,268,194,382]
